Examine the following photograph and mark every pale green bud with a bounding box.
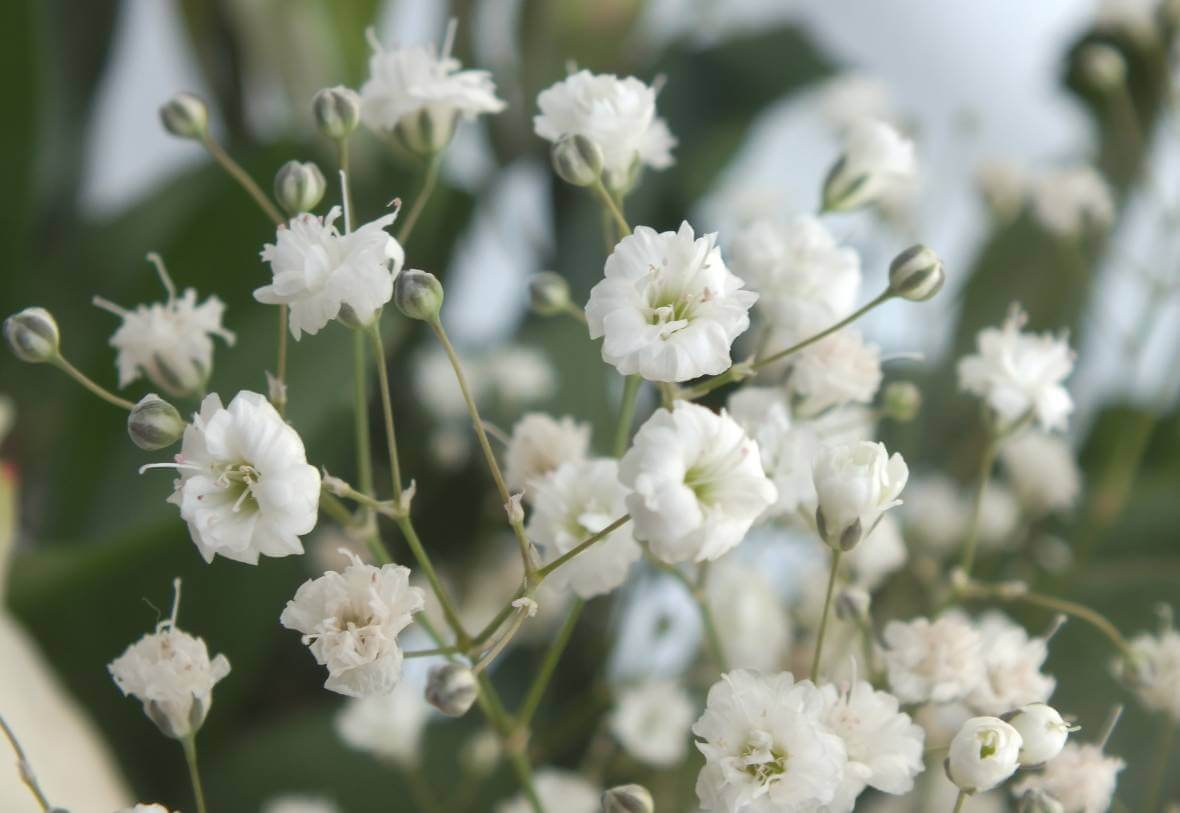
[312,85,361,141]
[127,394,185,451]
[395,107,456,157]
[425,663,478,717]
[528,272,571,316]
[551,134,604,187]
[394,269,445,321]
[882,381,922,422]
[889,244,944,301]
[274,160,326,216]
[4,307,60,363]
[602,784,654,813]
[159,92,208,139]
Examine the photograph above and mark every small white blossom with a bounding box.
[496,768,601,813]
[414,346,480,420]
[503,413,591,497]
[1009,703,1071,765]
[882,615,987,705]
[819,73,893,132]
[151,391,320,565]
[336,680,432,767]
[609,680,696,767]
[904,475,1019,554]
[1031,167,1114,237]
[693,670,847,813]
[787,329,883,415]
[819,679,926,812]
[620,403,777,563]
[483,345,558,406]
[529,458,639,599]
[966,611,1056,716]
[608,571,704,682]
[587,222,756,382]
[999,431,1081,515]
[1012,743,1125,813]
[824,119,917,212]
[534,70,675,188]
[812,441,908,550]
[947,716,1023,793]
[280,551,425,697]
[262,796,340,813]
[957,305,1075,431]
[977,159,1027,220]
[706,554,791,672]
[1122,626,1180,719]
[256,208,403,339]
[119,805,175,813]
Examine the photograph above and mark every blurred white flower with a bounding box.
[693,670,847,812]
[787,329,883,415]
[1012,743,1125,813]
[261,796,340,813]
[976,159,1027,221]
[534,70,675,188]
[1031,166,1114,237]
[119,806,175,813]
[620,403,777,563]
[966,611,1056,716]
[882,615,986,705]
[957,305,1075,431]
[706,554,791,672]
[999,431,1081,515]
[1009,703,1071,765]
[843,514,908,589]
[280,552,425,697]
[496,768,601,813]
[819,73,894,132]
[1122,626,1180,719]
[812,441,908,550]
[947,716,1022,793]
[484,345,557,406]
[823,119,917,212]
[587,222,757,382]
[903,475,1019,554]
[151,391,320,565]
[336,679,432,767]
[529,458,640,599]
[609,680,696,767]
[608,572,703,682]
[415,346,480,420]
[503,413,591,497]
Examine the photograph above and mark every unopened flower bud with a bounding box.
[395,107,456,157]
[159,93,208,139]
[817,507,862,551]
[1007,703,1071,766]
[127,394,185,451]
[313,86,361,141]
[883,381,922,422]
[529,272,571,316]
[946,716,1022,793]
[1078,43,1127,91]
[274,161,326,216]
[393,269,445,321]
[602,783,654,813]
[1017,789,1065,813]
[4,307,60,363]
[425,663,478,717]
[889,244,945,301]
[551,134,604,187]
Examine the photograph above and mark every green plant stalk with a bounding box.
[51,355,136,410]
[647,552,729,671]
[591,178,631,238]
[951,790,968,813]
[397,151,444,245]
[958,435,999,578]
[1144,717,1175,813]
[0,716,52,812]
[537,515,631,579]
[181,735,208,813]
[515,599,585,730]
[810,549,843,681]
[614,375,641,457]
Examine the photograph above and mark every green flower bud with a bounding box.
[882,381,922,422]
[1078,43,1127,91]
[4,307,60,363]
[424,663,478,717]
[274,160,327,216]
[312,85,361,141]
[395,107,457,157]
[602,784,654,813]
[550,134,603,187]
[394,269,445,321]
[889,244,945,301]
[528,272,571,316]
[159,92,208,140]
[127,394,186,451]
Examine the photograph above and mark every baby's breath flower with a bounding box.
[503,412,591,498]
[1009,703,1072,766]
[335,680,431,767]
[947,716,1023,793]
[966,611,1056,716]
[812,440,908,551]
[882,615,987,705]
[1011,743,1125,813]
[609,680,695,767]
[1120,625,1180,719]
[822,118,916,212]
[496,768,601,813]
[705,554,791,672]
[999,431,1081,515]
[1030,167,1114,237]
[786,329,883,415]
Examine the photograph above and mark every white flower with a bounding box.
[620,403,777,563]
[787,330,883,415]
[414,346,481,420]
[819,73,893,132]
[528,458,640,599]
[261,796,340,813]
[534,70,675,188]
[1031,167,1114,236]
[947,716,1022,793]
[999,431,1081,515]
[977,159,1027,220]
[1009,703,1071,765]
[706,554,791,672]
[819,680,925,812]
[484,345,557,406]
[119,805,175,813]
[812,441,908,550]
[903,476,1019,554]
[966,611,1056,716]
[94,263,234,398]
[609,680,696,767]
[957,305,1075,431]
[360,29,505,138]
[503,413,591,497]
[496,768,601,813]
[823,119,917,212]
[336,680,432,767]
[608,571,703,682]
[280,551,425,697]
[693,670,847,813]
[255,208,403,339]
[108,610,230,739]
[728,217,861,339]
[882,615,986,705]
[587,222,756,382]
[1122,627,1180,719]
[151,391,320,565]
[1012,743,1125,813]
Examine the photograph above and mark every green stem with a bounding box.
[951,790,968,813]
[515,599,585,730]
[51,355,135,410]
[648,553,729,670]
[274,306,288,415]
[613,376,641,457]
[0,716,52,812]
[397,152,444,245]
[537,515,631,579]
[755,291,892,370]
[368,324,404,498]
[591,178,631,238]
[1144,717,1174,813]
[810,549,843,681]
[181,735,208,813]
[397,516,470,648]
[508,748,547,813]
[959,435,999,579]
[200,134,284,225]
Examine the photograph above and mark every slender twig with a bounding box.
[537,515,631,578]
[810,549,843,681]
[200,134,284,225]
[1144,717,1175,813]
[951,790,968,813]
[515,599,585,730]
[591,178,631,238]
[614,376,641,457]
[397,152,444,245]
[51,355,136,410]
[181,735,208,813]
[0,716,52,811]
[959,436,999,578]
[368,324,405,498]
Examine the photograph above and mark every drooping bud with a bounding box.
[274,160,326,216]
[312,86,361,141]
[882,381,922,422]
[4,307,60,363]
[528,272,571,316]
[889,244,945,301]
[127,394,185,451]
[1078,43,1127,92]
[395,107,457,157]
[394,269,445,321]
[159,93,208,140]
[602,784,654,813]
[550,134,604,188]
[425,663,478,717]
[1017,789,1065,813]
[1007,703,1072,766]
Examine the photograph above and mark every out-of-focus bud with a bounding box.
[395,108,456,157]
[883,381,922,422]
[1007,703,1072,766]
[313,86,361,141]
[529,272,572,317]
[159,93,208,140]
[889,244,945,301]
[394,269,445,321]
[551,134,604,188]
[1078,43,1127,92]
[4,307,60,363]
[274,160,327,216]
[425,663,478,717]
[127,394,185,451]
[602,783,654,813]
[1017,789,1065,813]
